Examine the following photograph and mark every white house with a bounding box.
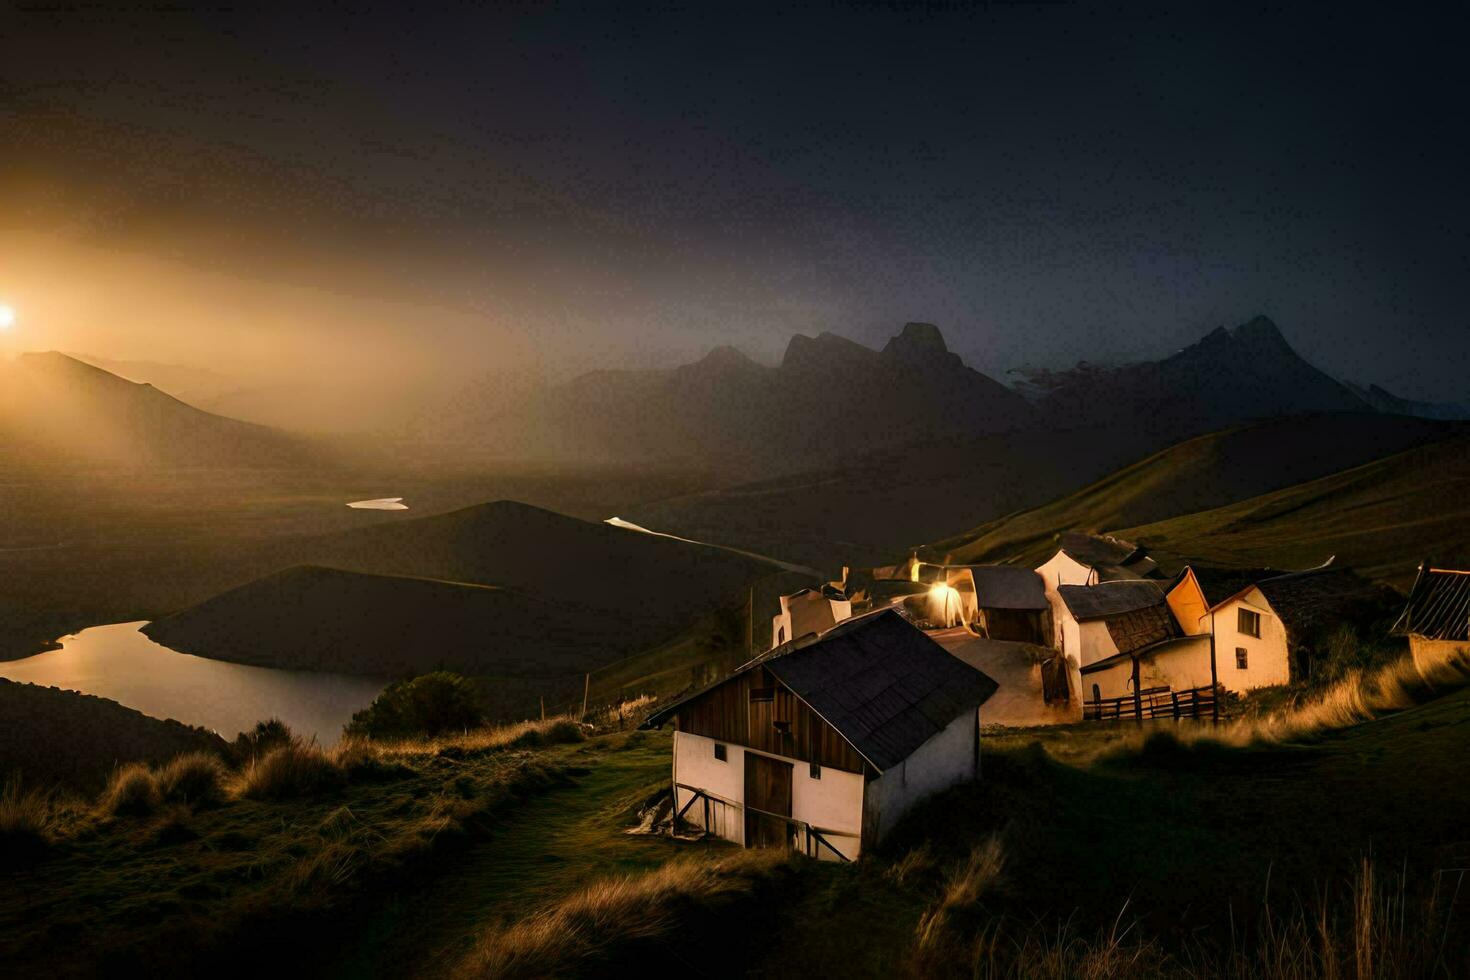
[1034,532,1160,648]
[770,586,852,648]
[644,609,999,860]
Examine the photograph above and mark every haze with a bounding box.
[2,2,1468,433]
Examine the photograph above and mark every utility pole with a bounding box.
[1209,610,1220,723]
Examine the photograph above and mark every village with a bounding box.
[644,534,1470,862]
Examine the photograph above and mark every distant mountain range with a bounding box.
[428,321,1035,470]
[1343,381,1470,421]
[0,352,310,466]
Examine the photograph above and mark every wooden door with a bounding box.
[743,752,793,849]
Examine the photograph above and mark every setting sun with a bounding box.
[0,305,14,329]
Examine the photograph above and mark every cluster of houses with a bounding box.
[645,534,1466,861]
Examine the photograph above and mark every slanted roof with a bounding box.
[645,609,998,772]
[956,565,1048,610]
[1393,565,1470,641]
[1059,579,1166,621]
[1059,532,1146,570]
[1180,566,1281,607]
[1252,567,1396,640]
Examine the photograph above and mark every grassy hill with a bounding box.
[0,679,226,794]
[143,565,627,678]
[1117,432,1470,586]
[4,666,1469,977]
[926,413,1459,570]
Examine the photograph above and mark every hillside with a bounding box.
[927,413,1459,568]
[0,679,226,794]
[0,352,310,466]
[1116,432,1470,586]
[143,565,627,677]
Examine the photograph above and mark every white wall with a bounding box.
[1077,619,1120,668]
[672,730,866,860]
[1035,550,1093,653]
[1084,636,1215,700]
[673,731,746,844]
[864,710,977,842]
[1210,588,1291,690]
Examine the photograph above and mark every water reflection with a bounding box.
[0,623,383,745]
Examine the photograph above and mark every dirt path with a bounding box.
[333,734,712,979]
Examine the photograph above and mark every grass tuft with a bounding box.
[100,763,161,817]
[0,778,53,865]
[453,851,789,979]
[155,752,228,807]
[234,742,345,801]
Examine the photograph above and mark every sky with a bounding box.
[1,1,1467,402]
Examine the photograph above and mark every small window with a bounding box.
[1235,647,1249,670]
[777,627,785,645]
[713,742,727,762]
[1238,609,1262,638]
[809,762,821,780]
[1091,683,1101,703]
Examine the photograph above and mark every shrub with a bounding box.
[235,742,345,801]
[0,778,52,864]
[156,752,228,806]
[231,718,295,763]
[100,763,161,817]
[346,672,485,739]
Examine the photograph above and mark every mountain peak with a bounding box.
[1229,315,1292,352]
[883,321,961,369]
[693,345,758,371]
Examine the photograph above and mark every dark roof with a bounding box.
[1059,579,1166,621]
[1392,564,1470,641]
[1253,567,1396,640]
[645,609,998,772]
[956,565,1049,610]
[1182,566,1281,607]
[1059,532,1147,570]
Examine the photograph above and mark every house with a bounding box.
[770,585,852,648]
[940,565,1051,644]
[931,626,1080,726]
[1055,580,1197,701]
[1165,565,1279,635]
[1034,532,1160,647]
[1391,563,1470,667]
[1203,566,1395,690]
[643,609,999,860]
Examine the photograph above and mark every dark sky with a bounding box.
[2,1,1468,399]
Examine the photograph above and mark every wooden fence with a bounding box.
[672,782,857,861]
[1084,683,1219,722]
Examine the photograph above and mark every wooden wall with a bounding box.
[673,667,868,774]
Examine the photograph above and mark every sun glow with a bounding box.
[0,305,14,330]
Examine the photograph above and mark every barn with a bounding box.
[642,609,998,860]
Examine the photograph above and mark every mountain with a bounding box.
[1031,316,1372,444]
[65,354,241,407]
[925,413,1461,569]
[425,322,1035,473]
[1344,381,1470,421]
[143,565,625,677]
[0,352,310,466]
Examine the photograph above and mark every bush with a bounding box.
[156,752,228,806]
[231,718,295,763]
[346,672,484,739]
[100,763,161,817]
[0,778,52,865]
[235,743,345,801]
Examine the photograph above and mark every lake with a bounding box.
[0,622,384,745]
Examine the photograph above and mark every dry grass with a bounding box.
[0,778,54,864]
[374,715,587,760]
[155,751,228,806]
[234,741,347,801]
[915,836,1008,956]
[99,762,161,816]
[453,850,788,979]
